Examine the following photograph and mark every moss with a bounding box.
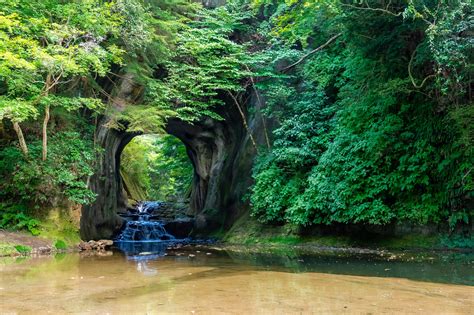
[208,228,227,240]
[222,214,456,250]
[441,234,474,249]
[120,168,147,201]
[37,208,81,246]
[373,235,441,249]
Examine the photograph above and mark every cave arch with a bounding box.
[80,98,263,240]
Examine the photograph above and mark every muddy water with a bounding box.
[1,247,473,314]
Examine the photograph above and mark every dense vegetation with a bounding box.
[121,134,193,202]
[248,0,473,230]
[0,0,472,237]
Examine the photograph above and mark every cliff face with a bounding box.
[80,91,266,240]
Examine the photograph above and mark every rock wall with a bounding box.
[80,91,266,240]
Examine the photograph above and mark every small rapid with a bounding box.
[114,201,185,259]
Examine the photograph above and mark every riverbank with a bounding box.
[2,227,472,258]
[216,214,474,251]
[0,230,79,257]
[2,209,472,258]
[0,206,82,257]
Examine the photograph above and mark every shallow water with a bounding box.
[1,246,473,314]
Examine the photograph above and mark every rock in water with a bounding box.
[78,240,113,251]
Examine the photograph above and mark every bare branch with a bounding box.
[227,91,258,152]
[245,65,271,149]
[282,33,342,72]
[408,48,436,89]
[341,2,403,17]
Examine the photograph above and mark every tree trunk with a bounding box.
[13,122,28,156]
[42,74,52,161]
[42,104,50,161]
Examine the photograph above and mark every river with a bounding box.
[1,245,473,314]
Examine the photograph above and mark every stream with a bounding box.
[1,202,473,313]
[1,246,473,313]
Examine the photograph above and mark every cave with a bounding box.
[119,133,193,205]
[80,91,266,240]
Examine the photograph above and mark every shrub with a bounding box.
[14,245,32,254]
[0,204,40,235]
[54,240,67,250]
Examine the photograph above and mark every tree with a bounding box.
[0,1,124,159]
[249,0,473,227]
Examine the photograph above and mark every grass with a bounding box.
[0,243,18,256]
[14,245,32,254]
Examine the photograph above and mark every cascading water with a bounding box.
[116,201,175,242]
[114,201,182,260]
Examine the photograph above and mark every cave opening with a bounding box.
[119,133,194,208]
[80,110,251,241]
[114,133,196,247]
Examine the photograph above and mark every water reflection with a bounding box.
[1,249,472,314]
[136,260,158,276]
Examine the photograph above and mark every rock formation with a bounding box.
[80,90,267,240]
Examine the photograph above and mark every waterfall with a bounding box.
[114,201,180,258]
[115,201,175,242]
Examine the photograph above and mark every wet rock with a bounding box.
[37,246,51,254]
[78,240,113,251]
[164,218,194,238]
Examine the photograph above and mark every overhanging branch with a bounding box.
[282,33,342,72]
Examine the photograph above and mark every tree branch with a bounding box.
[408,48,436,89]
[341,2,403,17]
[245,65,271,149]
[227,90,258,152]
[282,33,342,72]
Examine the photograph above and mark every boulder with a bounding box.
[78,240,113,251]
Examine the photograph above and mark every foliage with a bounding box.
[0,0,124,124]
[120,134,193,202]
[14,244,32,254]
[0,130,97,206]
[249,0,473,228]
[0,203,40,235]
[0,0,472,235]
[163,6,254,121]
[109,3,259,131]
[54,239,67,250]
[0,0,131,218]
[148,135,193,201]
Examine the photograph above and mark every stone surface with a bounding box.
[80,77,267,240]
[164,218,195,238]
[78,240,114,251]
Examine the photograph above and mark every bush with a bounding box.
[249,1,473,228]
[0,131,97,207]
[14,245,32,254]
[54,239,67,250]
[0,204,40,235]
